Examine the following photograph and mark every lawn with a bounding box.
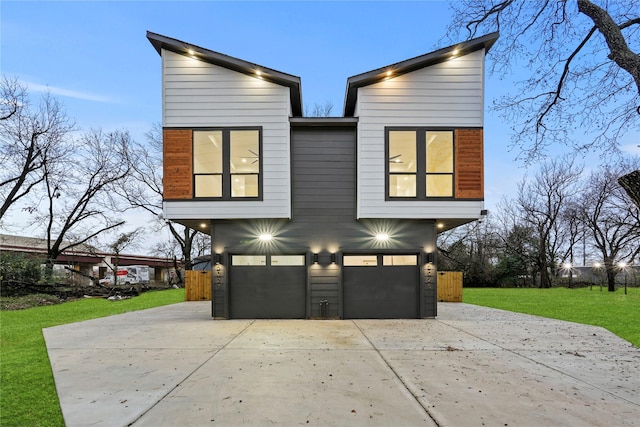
[463,287,640,347]
[0,288,185,427]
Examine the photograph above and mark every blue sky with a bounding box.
[1,1,638,247]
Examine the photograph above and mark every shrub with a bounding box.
[0,252,43,287]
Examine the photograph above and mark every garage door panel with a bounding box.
[230,265,306,319]
[344,264,418,319]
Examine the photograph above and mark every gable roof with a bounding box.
[342,32,499,117]
[146,31,303,117]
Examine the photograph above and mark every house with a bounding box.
[147,30,498,319]
[0,234,177,285]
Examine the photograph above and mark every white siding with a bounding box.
[356,50,485,219]
[162,49,292,219]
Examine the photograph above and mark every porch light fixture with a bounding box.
[425,252,434,264]
[313,253,319,264]
[214,254,222,265]
[330,253,336,264]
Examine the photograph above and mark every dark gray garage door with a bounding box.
[343,254,419,319]
[229,255,306,319]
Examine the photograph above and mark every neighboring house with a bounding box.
[147,31,498,319]
[0,234,176,284]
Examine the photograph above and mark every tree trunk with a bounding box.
[604,258,617,292]
[539,256,552,288]
[183,229,193,270]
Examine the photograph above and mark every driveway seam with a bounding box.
[127,320,256,426]
[352,320,444,427]
[436,319,640,407]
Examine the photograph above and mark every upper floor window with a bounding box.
[193,128,262,199]
[386,128,453,199]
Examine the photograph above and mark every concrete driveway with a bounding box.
[43,302,640,427]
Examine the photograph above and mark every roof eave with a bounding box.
[342,32,499,117]
[146,31,303,117]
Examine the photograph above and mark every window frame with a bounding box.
[385,127,455,201]
[192,127,263,201]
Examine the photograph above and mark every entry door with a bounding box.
[343,254,419,319]
[229,255,306,319]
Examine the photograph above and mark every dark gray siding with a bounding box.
[309,262,341,318]
[210,126,438,318]
[291,128,358,247]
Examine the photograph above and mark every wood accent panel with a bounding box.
[185,270,211,301]
[163,129,193,199]
[455,129,483,199]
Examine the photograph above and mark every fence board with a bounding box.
[437,271,463,302]
[185,270,212,301]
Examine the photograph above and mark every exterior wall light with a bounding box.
[214,254,222,265]
[330,253,336,264]
[258,233,272,242]
[375,233,389,242]
[313,253,319,264]
[425,252,434,264]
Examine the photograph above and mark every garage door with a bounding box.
[343,254,419,319]
[229,255,306,319]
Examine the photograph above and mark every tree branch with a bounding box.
[577,0,640,98]
[536,26,597,132]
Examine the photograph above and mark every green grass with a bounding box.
[0,288,185,427]
[463,287,640,347]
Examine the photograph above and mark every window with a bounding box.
[231,255,266,266]
[231,255,305,266]
[271,255,305,266]
[343,255,378,266]
[386,128,454,199]
[382,255,418,266]
[193,128,262,199]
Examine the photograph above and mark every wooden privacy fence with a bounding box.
[437,271,463,302]
[185,270,212,301]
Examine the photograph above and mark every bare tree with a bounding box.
[495,198,540,287]
[577,161,640,291]
[119,123,202,270]
[0,76,74,220]
[437,218,502,286]
[102,228,143,287]
[36,129,133,268]
[515,157,583,288]
[305,100,334,117]
[446,1,640,161]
